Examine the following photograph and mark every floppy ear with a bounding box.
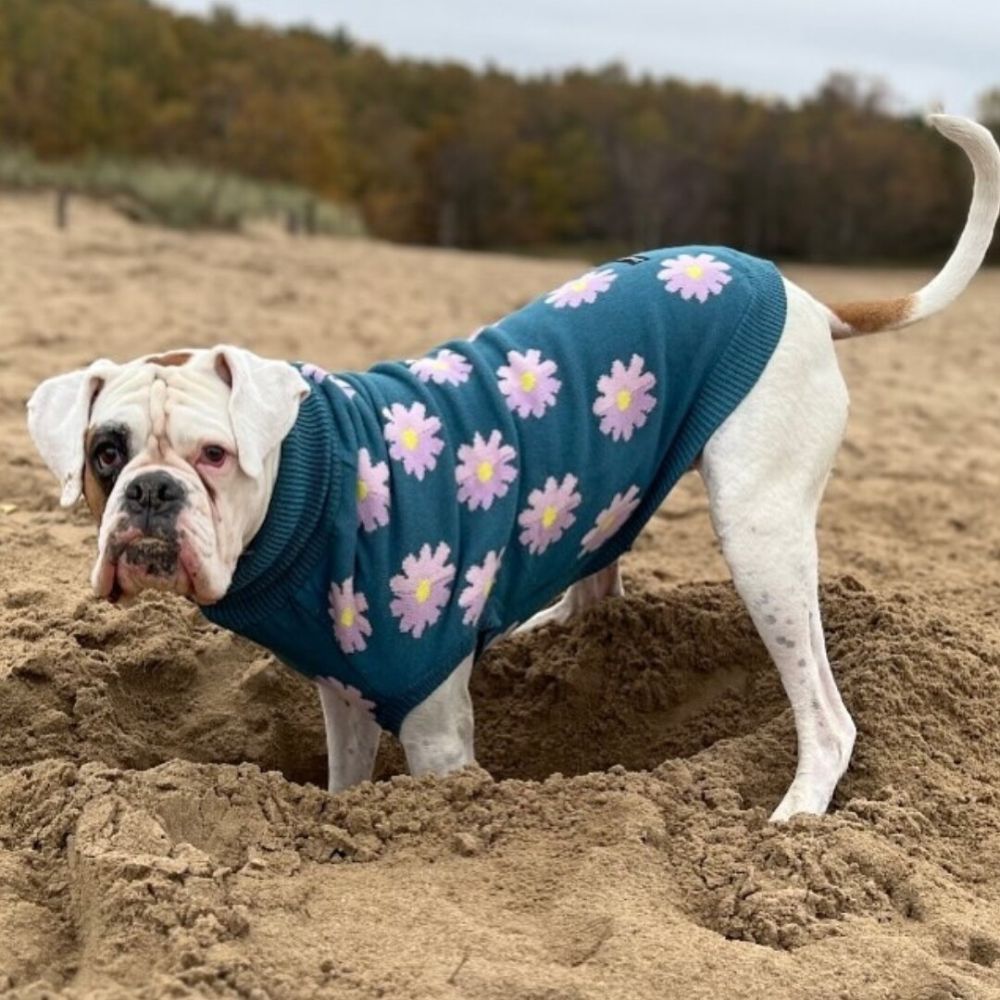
[212,345,310,478]
[26,359,121,507]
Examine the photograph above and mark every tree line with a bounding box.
[0,0,996,260]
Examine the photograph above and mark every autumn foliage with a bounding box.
[0,0,995,259]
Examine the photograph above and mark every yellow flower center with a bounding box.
[357,478,368,501]
[483,576,494,597]
[415,579,432,604]
[339,607,355,628]
[476,461,494,483]
[598,512,618,534]
[401,428,420,451]
[542,505,558,529]
[519,370,537,392]
[570,278,589,292]
[616,389,632,411]
[685,264,703,279]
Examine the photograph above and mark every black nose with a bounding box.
[123,471,185,526]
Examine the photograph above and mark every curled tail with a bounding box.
[827,114,1000,339]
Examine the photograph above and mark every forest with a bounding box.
[0,0,997,260]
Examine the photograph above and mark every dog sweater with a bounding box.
[203,247,787,733]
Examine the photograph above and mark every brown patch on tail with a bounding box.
[828,295,915,338]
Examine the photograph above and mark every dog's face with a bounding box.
[27,346,309,604]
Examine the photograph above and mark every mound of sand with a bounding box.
[1,196,999,998]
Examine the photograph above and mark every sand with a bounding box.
[1,194,1000,999]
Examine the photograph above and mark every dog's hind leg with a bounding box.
[699,280,856,820]
[514,561,624,635]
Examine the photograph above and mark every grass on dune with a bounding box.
[0,147,365,236]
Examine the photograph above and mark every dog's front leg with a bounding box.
[399,655,475,777]
[316,682,381,793]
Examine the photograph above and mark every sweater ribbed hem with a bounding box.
[568,259,787,578]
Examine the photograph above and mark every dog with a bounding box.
[27,115,999,821]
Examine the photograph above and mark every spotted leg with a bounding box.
[317,681,381,794]
[514,561,624,635]
[699,280,856,820]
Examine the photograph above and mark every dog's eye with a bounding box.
[93,442,124,473]
[200,444,228,467]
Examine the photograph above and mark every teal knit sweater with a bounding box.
[203,247,786,733]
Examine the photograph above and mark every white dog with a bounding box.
[27,115,999,821]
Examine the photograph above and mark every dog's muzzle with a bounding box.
[106,470,190,598]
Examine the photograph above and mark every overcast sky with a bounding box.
[164,0,999,116]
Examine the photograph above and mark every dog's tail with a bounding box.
[826,114,1000,339]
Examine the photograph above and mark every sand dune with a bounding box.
[1,195,999,998]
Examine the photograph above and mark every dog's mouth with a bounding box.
[122,536,181,574]
[95,531,198,605]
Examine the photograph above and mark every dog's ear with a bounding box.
[26,359,121,507]
[212,345,309,479]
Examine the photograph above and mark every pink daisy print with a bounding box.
[497,349,561,419]
[383,402,444,480]
[315,675,376,714]
[327,578,373,655]
[356,448,390,532]
[301,362,329,383]
[390,542,456,638]
[455,430,518,511]
[545,268,617,309]
[518,474,582,555]
[581,485,642,554]
[458,549,503,626]
[332,376,356,399]
[658,253,732,303]
[300,363,357,399]
[409,349,472,387]
[593,354,657,442]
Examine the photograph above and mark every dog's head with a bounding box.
[27,346,309,604]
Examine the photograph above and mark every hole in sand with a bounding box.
[468,583,786,781]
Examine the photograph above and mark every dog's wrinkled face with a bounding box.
[27,345,309,605]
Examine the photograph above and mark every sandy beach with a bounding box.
[2,195,1000,998]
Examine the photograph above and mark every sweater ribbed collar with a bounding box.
[202,386,343,629]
